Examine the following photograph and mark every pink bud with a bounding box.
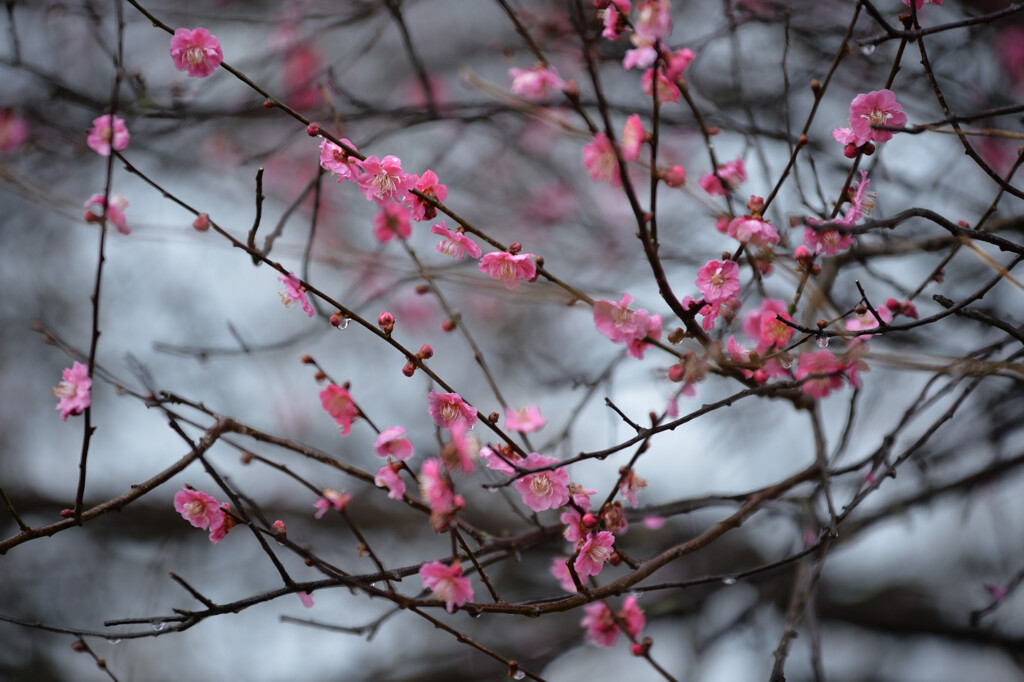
[662,164,686,187]
[192,213,210,231]
[60,508,76,518]
[753,369,769,383]
[843,143,858,159]
[668,364,685,382]
[330,312,343,327]
[715,216,729,233]
[582,513,598,528]
[746,195,765,215]
[417,344,433,359]
[272,519,286,534]
[885,297,900,312]
[402,361,416,377]
[794,245,812,262]
[377,311,395,334]
[508,241,522,255]
[306,122,321,136]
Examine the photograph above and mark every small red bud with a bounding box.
[305,122,321,136]
[668,364,685,382]
[240,451,254,465]
[817,319,828,329]
[708,126,721,135]
[417,344,433,359]
[71,640,87,652]
[301,354,314,364]
[488,411,500,423]
[192,213,210,231]
[441,318,456,332]
[861,142,876,156]
[843,143,858,159]
[314,370,326,381]
[330,312,343,327]
[508,241,522,255]
[272,519,286,535]
[402,362,416,377]
[96,659,106,669]
[957,220,970,229]
[582,513,599,528]
[377,312,395,334]
[810,78,821,93]
[263,99,274,108]
[415,284,430,295]
[810,264,821,276]
[60,508,75,518]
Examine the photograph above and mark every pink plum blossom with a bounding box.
[86,114,129,157]
[626,315,662,360]
[372,203,412,243]
[837,89,907,147]
[169,27,223,78]
[478,252,537,290]
[593,294,653,344]
[574,530,616,578]
[318,138,360,181]
[634,0,672,42]
[374,426,414,461]
[427,391,477,429]
[643,515,666,530]
[375,463,406,500]
[320,384,359,435]
[551,557,578,592]
[442,422,478,474]
[803,222,855,257]
[53,361,91,420]
[562,507,587,543]
[623,46,658,71]
[742,298,794,353]
[662,164,686,187]
[664,48,696,81]
[505,405,546,433]
[278,271,315,317]
[843,171,876,225]
[313,488,351,518]
[355,155,414,205]
[480,445,521,476]
[297,592,315,608]
[699,157,747,196]
[207,504,235,544]
[569,483,596,511]
[283,44,321,110]
[641,67,680,103]
[846,305,893,332]
[419,561,474,613]
[508,66,566,100]
[418,458,465,532]
[406,169,447,221]
[581,596,645,647]
[84,193,130,234]
[795,350,846,399]
[582,132,621,186]
[601,4,628,40]
[618,469,647,508]
[696,259,741,304]
[0,109,29,154]
[432,222,482,260]
[513,453,571,512]
[621,114,645,162]
[174,487,224,531]
[727,215,780,248]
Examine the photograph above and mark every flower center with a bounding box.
[372,172,396,197]
[52,381,74,399]
[184,499,207,519]
[868,108,890,127]
[186,46,206,66]
[530,475,552,497]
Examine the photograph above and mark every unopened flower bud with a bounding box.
[71,640,87,652]
[810,78,821,93]
[378,312,395,334]
[810,264,821,276]
[753,369,769,383]
[60,508,75,518]
[708,126,721,135]
[263,99,274,108]
[746,195,765,215]
[415,284,430,295]
[272,519,286,534]
[330,312,343,327]
[402,362,416,377]
[192,213,210,231]
[957,220,970,229]
[442,318,456,332]
[661,164,686,187]
[508,241,522,255]
[794,245,813,263]
[305,122,321,136]
[844,143,858,159]
[582,513,598,528]
[861,142,875,156]
[488,411,500,423]
[240,451,254,465]
[668,364,685,382]
[417,344,433,359]
[301,354,314,364]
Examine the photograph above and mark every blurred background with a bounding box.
[2,0,1024,680]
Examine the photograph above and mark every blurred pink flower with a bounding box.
[699,157,746,196]
[418,458,464,532]
[621,114,645,162]
[277,271,314,317]
[419,561,474,613]
[320,384,359,435]
[372,203,412,243]
[582,132,621,186]
[86,114,129,157]
[374,463,406,500]
[0,109,29,154]
[374,426,414,461]
[509,66,565,100]
[313,488,351,518]
[581,596,645,647]
[618,469,647,507]
[505,405,546,433]
[53,361,91,420]
[83,193,130,234]
[845,305,892,332]
[742,298,794,353]
[795,350,846,399]
[297,592,315,608]
[551,557,578,592]
[727,216,779,248]
[427,391,477,430]
[169,27,223,78]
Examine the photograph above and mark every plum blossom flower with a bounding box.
[696,259,741,304]
[441,422,478,474]
[432,222,482,260]
[835,89,907,147]
[86,114,129,157]
[664,48,695,81]
[845,305,893,332]
[53,361,92,421]
[727,215,779,248]
[318,138,360,181]
[375,463,406,500]
[551,557,578,592]
[803,222,855,257]
[742,298,794,353]
[569,483,595,511]
[618,469,647,507]
[313,488,351,518]
[0,109,29,154]
[662,164,686,187]
[84,193,130,234]
[355,155,414,205]
[505,405,546,433]
[320,384,359,435]
[297,592,315,608]
[480,445,522,476]
[427,391,477,430]
[581,596,645,647]
[478,251,536,290]
[513,453,571,512]
[621,114,645,162]
[601,3,628,40]
[641,67,680,103]
[582,132,621,186]
[842,171,876,225]
[795,350,846,399]
[699,158,747,196]
[634,0,672,43]
[374,426,414,461]
[405,169,447,221]
[372,203,412,243]
[561,507,587,543]
[574,530,616,578]
[175,487,233,542]
[593,293,653,344]
[169,27,223,78]
[508,66,566,100]
[419,561,474,613]
[418,458,465,532]
[278,271,315,317]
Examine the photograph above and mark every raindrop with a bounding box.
[151,622,166,632]
[338,317,351,331]
[513,672,526,680]
[105,638,121,645]
[722,577,737,586]
[816,334,829,349]
[860,44,875,56]
[629,591,642,601]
